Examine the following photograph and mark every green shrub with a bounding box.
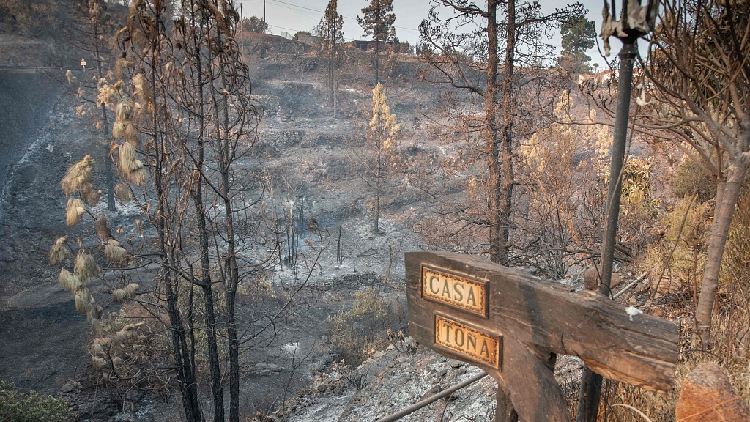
[0,382,76,422]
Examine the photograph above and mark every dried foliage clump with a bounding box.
[59,268,82,292]
[672,157,716,203]
[89,306,171,392]
[75,288,94,314]
[74,251,101,282]
[61,155,95,198]
[132,73,153,105]
[369,83,400,150]
[49,236,70,265]
[112,121,138,142]
[721,188,750,293]
[514,97,608,278]
[118,141,146,185]
[105,239,128,266]
[327,286,406,366]
[61,155,100,226]
[113,58,131,80]
[65,69,77,85]
[112,283,138,303]
[642,196,710,295]
[95,215,112,241]
[112,96,138,143]
[97,79,119,108]
[60,258,101,320]
[114,183,133,202]
[65,198,85,226]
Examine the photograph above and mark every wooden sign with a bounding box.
[406,251,679,422]
[434,314,500,367]
[422,265,488,316]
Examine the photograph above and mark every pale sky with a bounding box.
[235,0,626,67]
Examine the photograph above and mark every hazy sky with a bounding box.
[235,0,622,67]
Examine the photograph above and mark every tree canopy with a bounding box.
[558,11,596,73]
[358,0,397,84]
[240,15,267,34]
[357,0,396,43]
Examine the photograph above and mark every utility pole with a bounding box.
[576,1,658,421]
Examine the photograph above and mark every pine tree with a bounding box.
[357,0,396,85]
[419,0,582,266]
[316,0,344,117]
[366,83,399,233]
[559,11,596,74]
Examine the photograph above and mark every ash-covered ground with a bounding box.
[0,33,586,422]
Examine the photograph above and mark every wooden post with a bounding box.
[406,252,678,422]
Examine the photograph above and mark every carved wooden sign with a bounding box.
[434,314,501,368]
[406,252,679,422]
[421,265,488,316]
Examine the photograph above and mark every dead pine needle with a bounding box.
[114,183,133,202]
[112,122,126,139]
[49,236,70,264]
[85,189,100,206]
[118,142,139,172]
[96,215,112,241]
[87,305,103,321]
[112,283,138,303]
[105,239,127,265]
[61,155,94,197]
[59,268,81,291]
[75,288,94,314]
[65,70,77,85]
[132,73,153,104]
[66,198,85,226]
[75,251,101,282]
[118,142,147,186]
[128,166,147,185]
[115,99,133,122]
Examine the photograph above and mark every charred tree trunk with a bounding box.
[215,28,241,422]
[486,1,518,420]
[496,0,515,267]
[374,145,382,233]
[486,0,502,265]
[150,27,203,419]
[374,0,380,85]
[92,19,116,212]
[223,135,242,422]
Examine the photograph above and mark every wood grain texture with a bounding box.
[406,252,678,392]
[489,335,570,422]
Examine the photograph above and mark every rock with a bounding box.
[611,273,622,289]
[583,268,598,291]
[60,380,81,393]
[583,268,621,290]
[675,362,750,422]
[252,362,283,376]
